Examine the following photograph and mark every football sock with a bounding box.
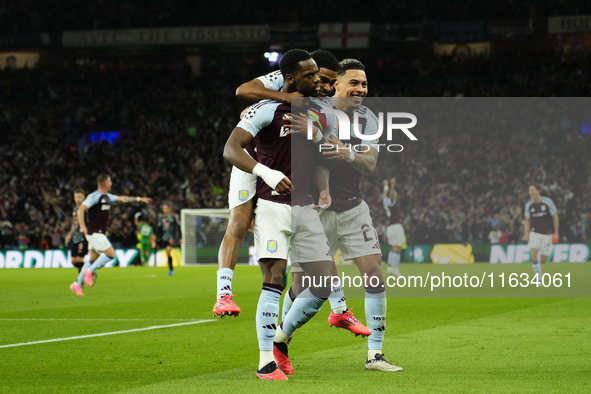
[281,287,296,321]
[167,256,173,271]
[328,283,347,314]
[76,260,91,285]
[388,251,400,268]
[258,351,274,371]
[256,283,283,367]
[532,260,542,281]
[368,350,382,360]
[281,288,324,336]
[88,253,111,273]
[365,288,387,352]
[275,325,291,344]
[216,268,234,299]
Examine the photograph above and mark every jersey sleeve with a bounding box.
[543,197,558,215]
[255,70,284,91]
[107,193,119,203]
[82,191,101,209]
[236,102,276,137]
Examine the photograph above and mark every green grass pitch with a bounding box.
[1,263,590,393]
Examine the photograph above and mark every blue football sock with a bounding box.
[365,290,387,352]
[88,253,112,273]
[76,260,91,285]
[281,287,296,322]
[216,268,234,298]
[532,260,542,281]
[388,251,400,268]
[281,288,324,336]
[328,283,347,314]
[256,283,283,352]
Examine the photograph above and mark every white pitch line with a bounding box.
[0,318,194,322]
[0,319,215,349]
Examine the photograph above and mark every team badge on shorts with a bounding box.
[239,190,249,201]
[267,240,278,253]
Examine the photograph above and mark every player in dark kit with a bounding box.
[157,203,181,276]
[70,174,152,295]
[522,185,559,283]
[66,189,90,296]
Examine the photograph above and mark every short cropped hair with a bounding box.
[97,174,110,185]
[337,58,365,77]
[280,49,312,77]
[311,50,340,73]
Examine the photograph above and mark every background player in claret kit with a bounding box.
[383,178,405,279]
[65,190,91,289]
[135,213,156,267]
[523,185,559,283]
[70,174,152,296]
[212,50,342,319]
[157,204,181,276]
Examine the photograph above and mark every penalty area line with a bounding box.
[0,319,216,349]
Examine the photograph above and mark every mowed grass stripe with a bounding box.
[0,266,589,393]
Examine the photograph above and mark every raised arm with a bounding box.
[321,136,378,175]
[236,78,302,104]
[116,196,152,204]
[223,127,292,195]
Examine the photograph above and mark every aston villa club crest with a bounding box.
[239,190,249,201]
[541,205,546,211]
[267,240,278,253]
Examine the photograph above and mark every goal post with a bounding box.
[180,209,254,266]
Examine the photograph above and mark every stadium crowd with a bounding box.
[1,0,591,33]
[1,51,590,250]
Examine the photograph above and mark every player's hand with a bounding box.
[284,91,304,104]
[274,176,293,195]
[383,179,389,187]
[390,177,396,187]
[313,190,331,212]
[322,135,350,161]
[553,233,559,243]
[283,112,314,138]
[140,197,152,204]
[522,234,528,242]
[80,226,87,236]
[247,220,254,233]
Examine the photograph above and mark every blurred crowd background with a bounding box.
[2,0,591,32]
[1,1,590,250]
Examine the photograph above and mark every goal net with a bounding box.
[180,209,255,266]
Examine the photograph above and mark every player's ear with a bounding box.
[285,73,296,85]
